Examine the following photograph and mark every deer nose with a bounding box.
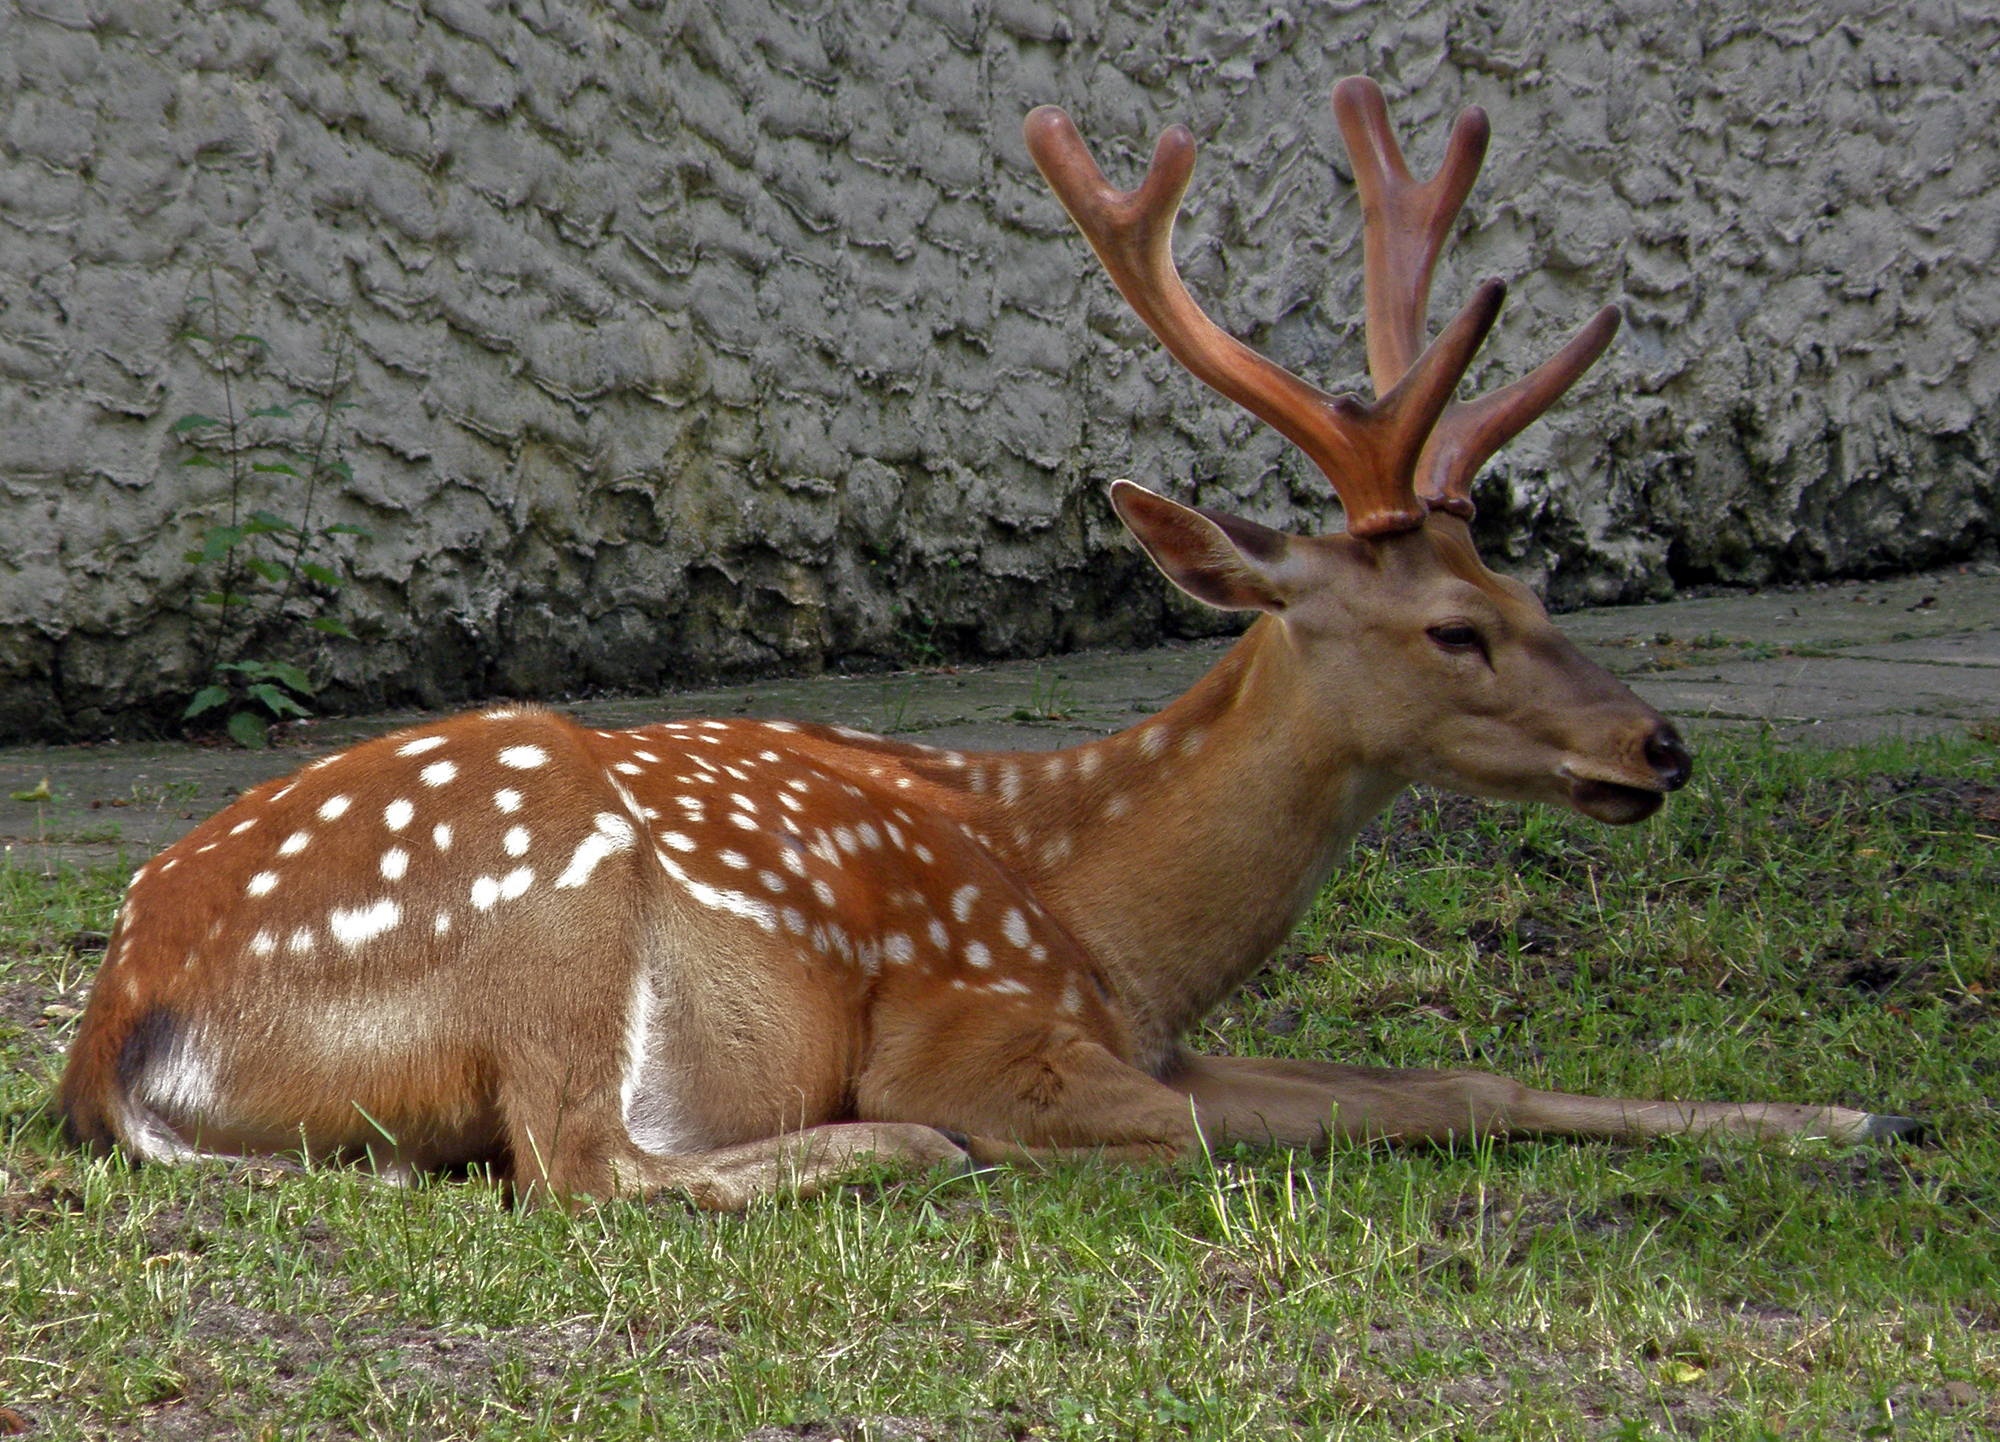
[1644,723,1693,791]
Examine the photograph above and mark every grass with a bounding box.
[1,730,1996,1439]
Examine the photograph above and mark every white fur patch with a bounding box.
[329,898,401,947]
[554,813,636,890]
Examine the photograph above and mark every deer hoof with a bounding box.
[1863,1113,1930,1145]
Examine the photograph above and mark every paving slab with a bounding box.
[5,564,1999,874]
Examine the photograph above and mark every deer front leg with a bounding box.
[856,1002,1207,1162]
[1166,1055,1924,1147]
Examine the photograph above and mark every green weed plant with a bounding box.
[173,279,370,748]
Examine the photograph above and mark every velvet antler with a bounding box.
[1025,78,1620,532]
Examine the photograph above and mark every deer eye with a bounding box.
[1426,622,1485,655]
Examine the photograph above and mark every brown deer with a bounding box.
[57,78,1917,1209]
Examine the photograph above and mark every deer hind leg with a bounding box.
[1171,1055,1924,1147]
[604,1123,977,1211]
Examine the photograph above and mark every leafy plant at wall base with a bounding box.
[173,285,371,748]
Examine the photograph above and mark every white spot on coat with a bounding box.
[278,831,311,857]
[1003,909,1031,948]
[951,884,979,922]
[499,745,549,769]
[422,760,458,787]
[319,795,351,821]
[398,736,446,756]
[383,799,414,831]
[554,814,636,890]
[504,826,531,857]
[230,817,258,836]
[433,823,454,851]
[246,871,278,897]
[380,847,409,880]
[329,898,401,947]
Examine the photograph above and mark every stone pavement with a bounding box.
[4,565,1999,874]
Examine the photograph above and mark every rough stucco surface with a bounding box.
[1,0,1997,741]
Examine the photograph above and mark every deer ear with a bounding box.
[1109,480,1294,613]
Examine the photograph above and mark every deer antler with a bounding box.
[1024,105,1504,538]
[1330,76,1621,520]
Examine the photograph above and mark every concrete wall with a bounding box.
[2,0,1996,741]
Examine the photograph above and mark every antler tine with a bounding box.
[1331,76,1623,521]
[1332,76,1490,399]
[1415,305,1622,517]
[1024,104,1503,538]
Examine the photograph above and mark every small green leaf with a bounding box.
[262,660,315,694]
[246,510,304,535]
[12,777,54,803]
[171,413,222,433]
[247,683,310,718]
[324,523,372,538]
[182,685,231,719]
[200,526,245,561]
[246,405,294,419]
[198,590,251,608]
[232,332,271,349]
[309,617,356,638]
[329,458,355,483]
[247,558,288,584]
[182,549,206,566]
[179,454,222,468]
[299,562,342,587]
[226,711,270,749]
[250,462,299,476]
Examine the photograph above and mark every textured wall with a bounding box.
[2,0,1997,741]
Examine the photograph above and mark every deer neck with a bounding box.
[943,619,1405,1072]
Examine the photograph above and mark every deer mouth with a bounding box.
[1568,776,1665,825]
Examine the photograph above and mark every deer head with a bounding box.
[1025,78,1690,826]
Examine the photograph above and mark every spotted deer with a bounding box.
[57,78,1917,1209]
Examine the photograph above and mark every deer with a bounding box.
[56,78,1920,1210]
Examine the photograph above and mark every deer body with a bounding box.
[58,79,1917,1206]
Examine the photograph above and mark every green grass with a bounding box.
[2,731,1996,1439]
